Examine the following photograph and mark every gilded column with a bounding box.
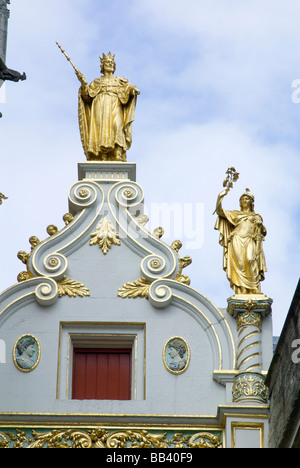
[227,296,272,404]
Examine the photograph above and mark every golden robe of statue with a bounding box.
[215,188,267,295]
[77,53,140,161]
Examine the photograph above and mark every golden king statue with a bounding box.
[56,44,140,161]
[214,169,267,295]
[77,52,140,161]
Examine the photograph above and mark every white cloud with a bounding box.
[132,0,300,142]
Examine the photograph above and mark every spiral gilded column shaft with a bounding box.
[227,296,272,404]
[236,312,262,373]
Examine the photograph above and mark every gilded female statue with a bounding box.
[76,52,140,161]
[214,187,267,295]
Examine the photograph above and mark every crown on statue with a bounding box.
[100,52,115,64]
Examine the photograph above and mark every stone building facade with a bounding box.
[0,160,274,448]
[266,280,300,448]
[0,0,9,68]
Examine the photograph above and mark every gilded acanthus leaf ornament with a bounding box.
[57,276,90,298]
[89,217,120,254]
[118,276,151,299]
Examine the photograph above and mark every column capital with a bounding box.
[232,372,268,404]
[227,294,272,319]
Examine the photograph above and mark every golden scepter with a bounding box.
[55,42,86,84]
[213,167,239,214]
[222,166,239,193]
[0,193,8,205]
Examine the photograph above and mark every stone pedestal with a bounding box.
[227,295,272,404]
[78,161,136,182]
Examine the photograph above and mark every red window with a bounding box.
[72,348,132,400]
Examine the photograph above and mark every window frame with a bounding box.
[56,322,146,401]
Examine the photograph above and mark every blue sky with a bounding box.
[0,0,299,335]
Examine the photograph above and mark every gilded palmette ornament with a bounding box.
[89,217,121,254]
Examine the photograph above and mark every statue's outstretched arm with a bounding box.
[215,189,228,217]
[214,168,239,216]
[75,69,87,87]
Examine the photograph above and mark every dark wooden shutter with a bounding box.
[72,348,131,400]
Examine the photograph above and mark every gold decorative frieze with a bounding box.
[89,216,120,254]
[0,427,222,448]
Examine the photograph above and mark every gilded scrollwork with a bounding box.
[14,204,90,302]
[17,247,89,300]
[0,428,222,448]
[34,278,59,306]
[118,238,192,300]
